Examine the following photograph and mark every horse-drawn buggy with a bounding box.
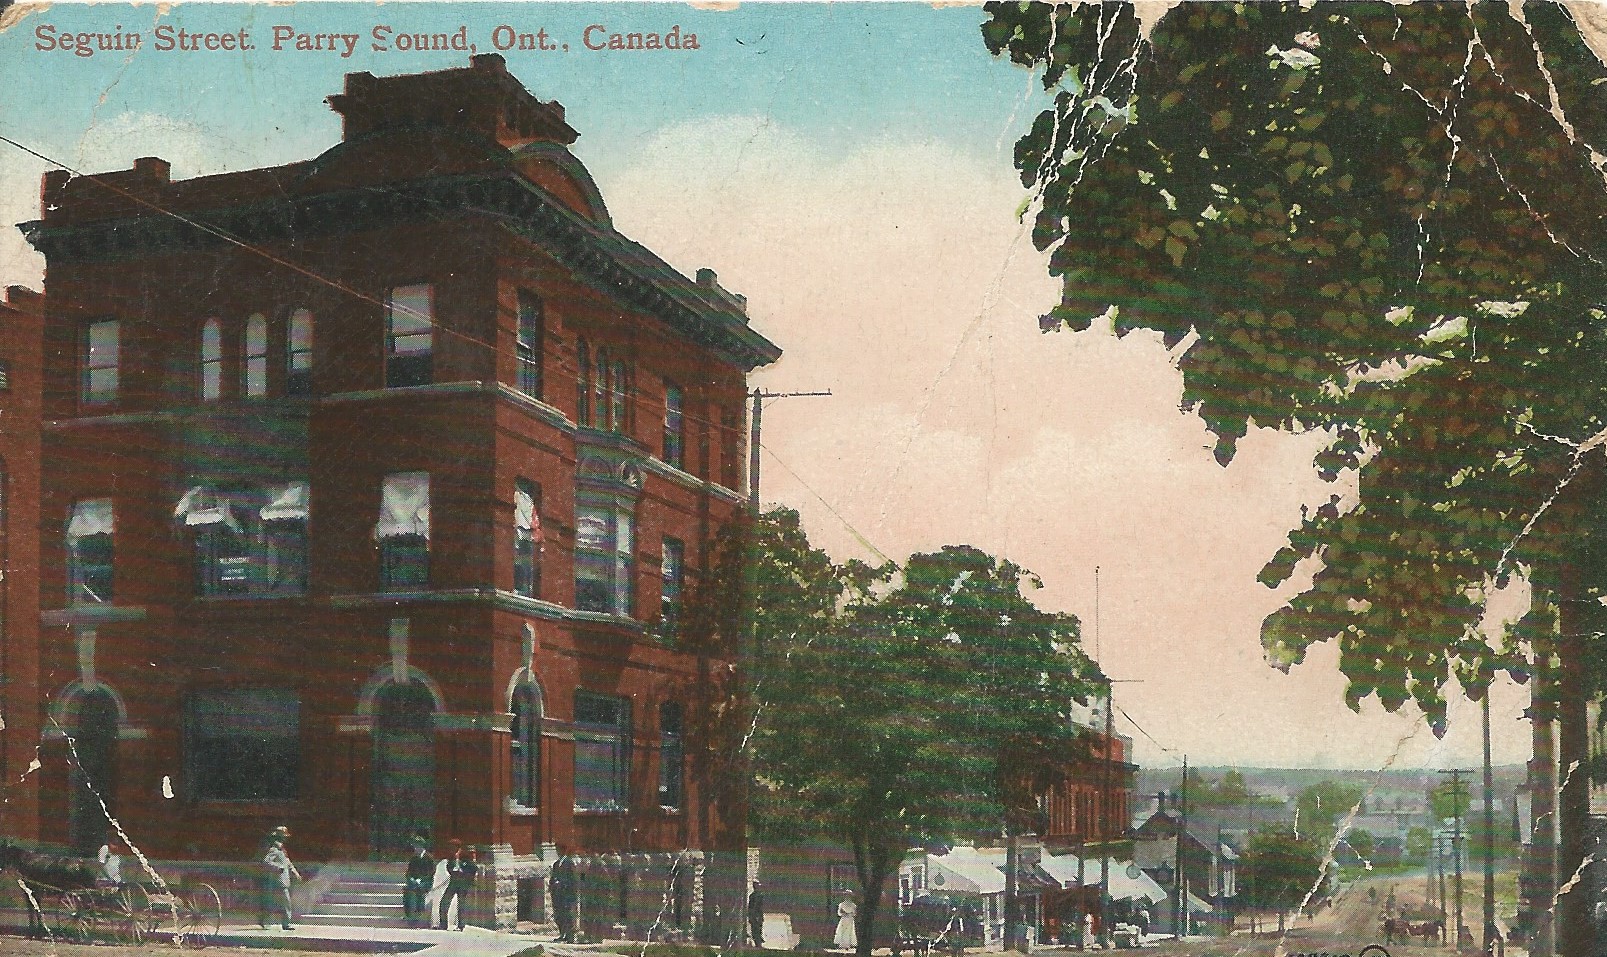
[1,841,223,945]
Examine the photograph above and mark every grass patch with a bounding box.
[507,948,545,957]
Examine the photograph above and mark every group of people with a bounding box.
[402,834,480,930]
[253,827,479,931]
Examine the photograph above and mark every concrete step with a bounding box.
[296,913,413,929]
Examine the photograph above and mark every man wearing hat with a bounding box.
[438,839,478,930]
[404,834,435,927]
[261,827,301,931]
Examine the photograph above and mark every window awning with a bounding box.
[68,499,115,538]
[515,485,542,542]
[377,472,430,539]
[261,482,310,522]
[174,486,239,529]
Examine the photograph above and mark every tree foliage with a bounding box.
[982,0,1607,730]
[1242,826,1326,916]
[718,510,1102,957]
[1295,780,1364,849]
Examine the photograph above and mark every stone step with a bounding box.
[295,913,412,928]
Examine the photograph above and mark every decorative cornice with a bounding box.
[23,171,781,371]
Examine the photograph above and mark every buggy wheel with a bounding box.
[57,890,96,943]
[117,883,151,945]
[182,883,223,946]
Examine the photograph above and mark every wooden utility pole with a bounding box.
[1483,695,1496,957]
[1440,769,1472,950]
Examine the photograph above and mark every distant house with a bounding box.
[1133,806,1238,930]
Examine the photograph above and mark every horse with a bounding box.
[1411,919,1446,943]
[0,841,102,937]
[1381,916,1412,944]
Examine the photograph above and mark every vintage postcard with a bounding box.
[0,3,1602,957]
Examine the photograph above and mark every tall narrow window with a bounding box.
[576,340,591,426]
[287,310,313,397]
[660,537,684,635]
[82,320,119,405]
[517,292,543,399]
[510,682,541,808]
[610,360,627,433]
[574,692,631,811]
[658,702,683,810]
[377,472,430,590]
[386,285,433,388]
[67,498,114,604]
[663,384,684,468]
[574,507,634,616]
[243,314,269,398]
[514,480,541,598]
[199,319,222,401]
[593,350,608,429]
[721,406,742,491]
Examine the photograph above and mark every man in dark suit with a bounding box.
[748,881,765,947]
[404,834,434,927]
[438,840,478,930]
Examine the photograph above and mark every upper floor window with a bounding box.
[287,310,313,397]
[200,319,222,401]
[177,483,308,597]
[663,383,684,468]
[660,536,684,635]
[574,506,633,616]
[0,358,10,390]
[510,681,542,809]
[514,479,542,599]
[658,701,683,810]
[574,691,631,811]
[517,292,543,399]
[244,314,269,398]
[610,360,628,432]
[81,320,119,405]
[67,498,114,604]
[592,350,608,429]
[576,340,591,426]
[721,405,743,491]
[386,285,433,388]
[377,472,430,590]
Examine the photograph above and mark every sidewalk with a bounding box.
[219,923,552,956]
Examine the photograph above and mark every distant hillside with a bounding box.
[1136,765,1527,809]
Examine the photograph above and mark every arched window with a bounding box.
[510,681,542,808]
[287,310,313,397]
[200,319,222,401]
[593,349,608,429]
[243,314,268,397]
[611,360,627,433]
[662,383,684,468]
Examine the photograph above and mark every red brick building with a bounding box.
[18,55,778,931]
[0,285,44,848]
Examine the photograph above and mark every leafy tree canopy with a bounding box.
[1243,825,1326,914]
[1296,779,1364,848]
[727,510,1102,956]
[982,0,1607,730]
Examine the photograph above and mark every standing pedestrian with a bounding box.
[748,880,766,947]
[438,840,478,930]
[552,856,578,942]
[834,890,858,951]
[261,828,300,931]
[97,831,123,888]
[404,834,434,927]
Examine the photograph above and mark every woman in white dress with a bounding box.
[834,891,858,950]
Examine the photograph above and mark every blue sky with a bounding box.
[1,3,1044,190]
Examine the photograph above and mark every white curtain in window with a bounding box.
[261,482,310,521]
[514,484,542,543]
[174,486,239,529]
[68,499,114,538]
[377,472,430,539]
